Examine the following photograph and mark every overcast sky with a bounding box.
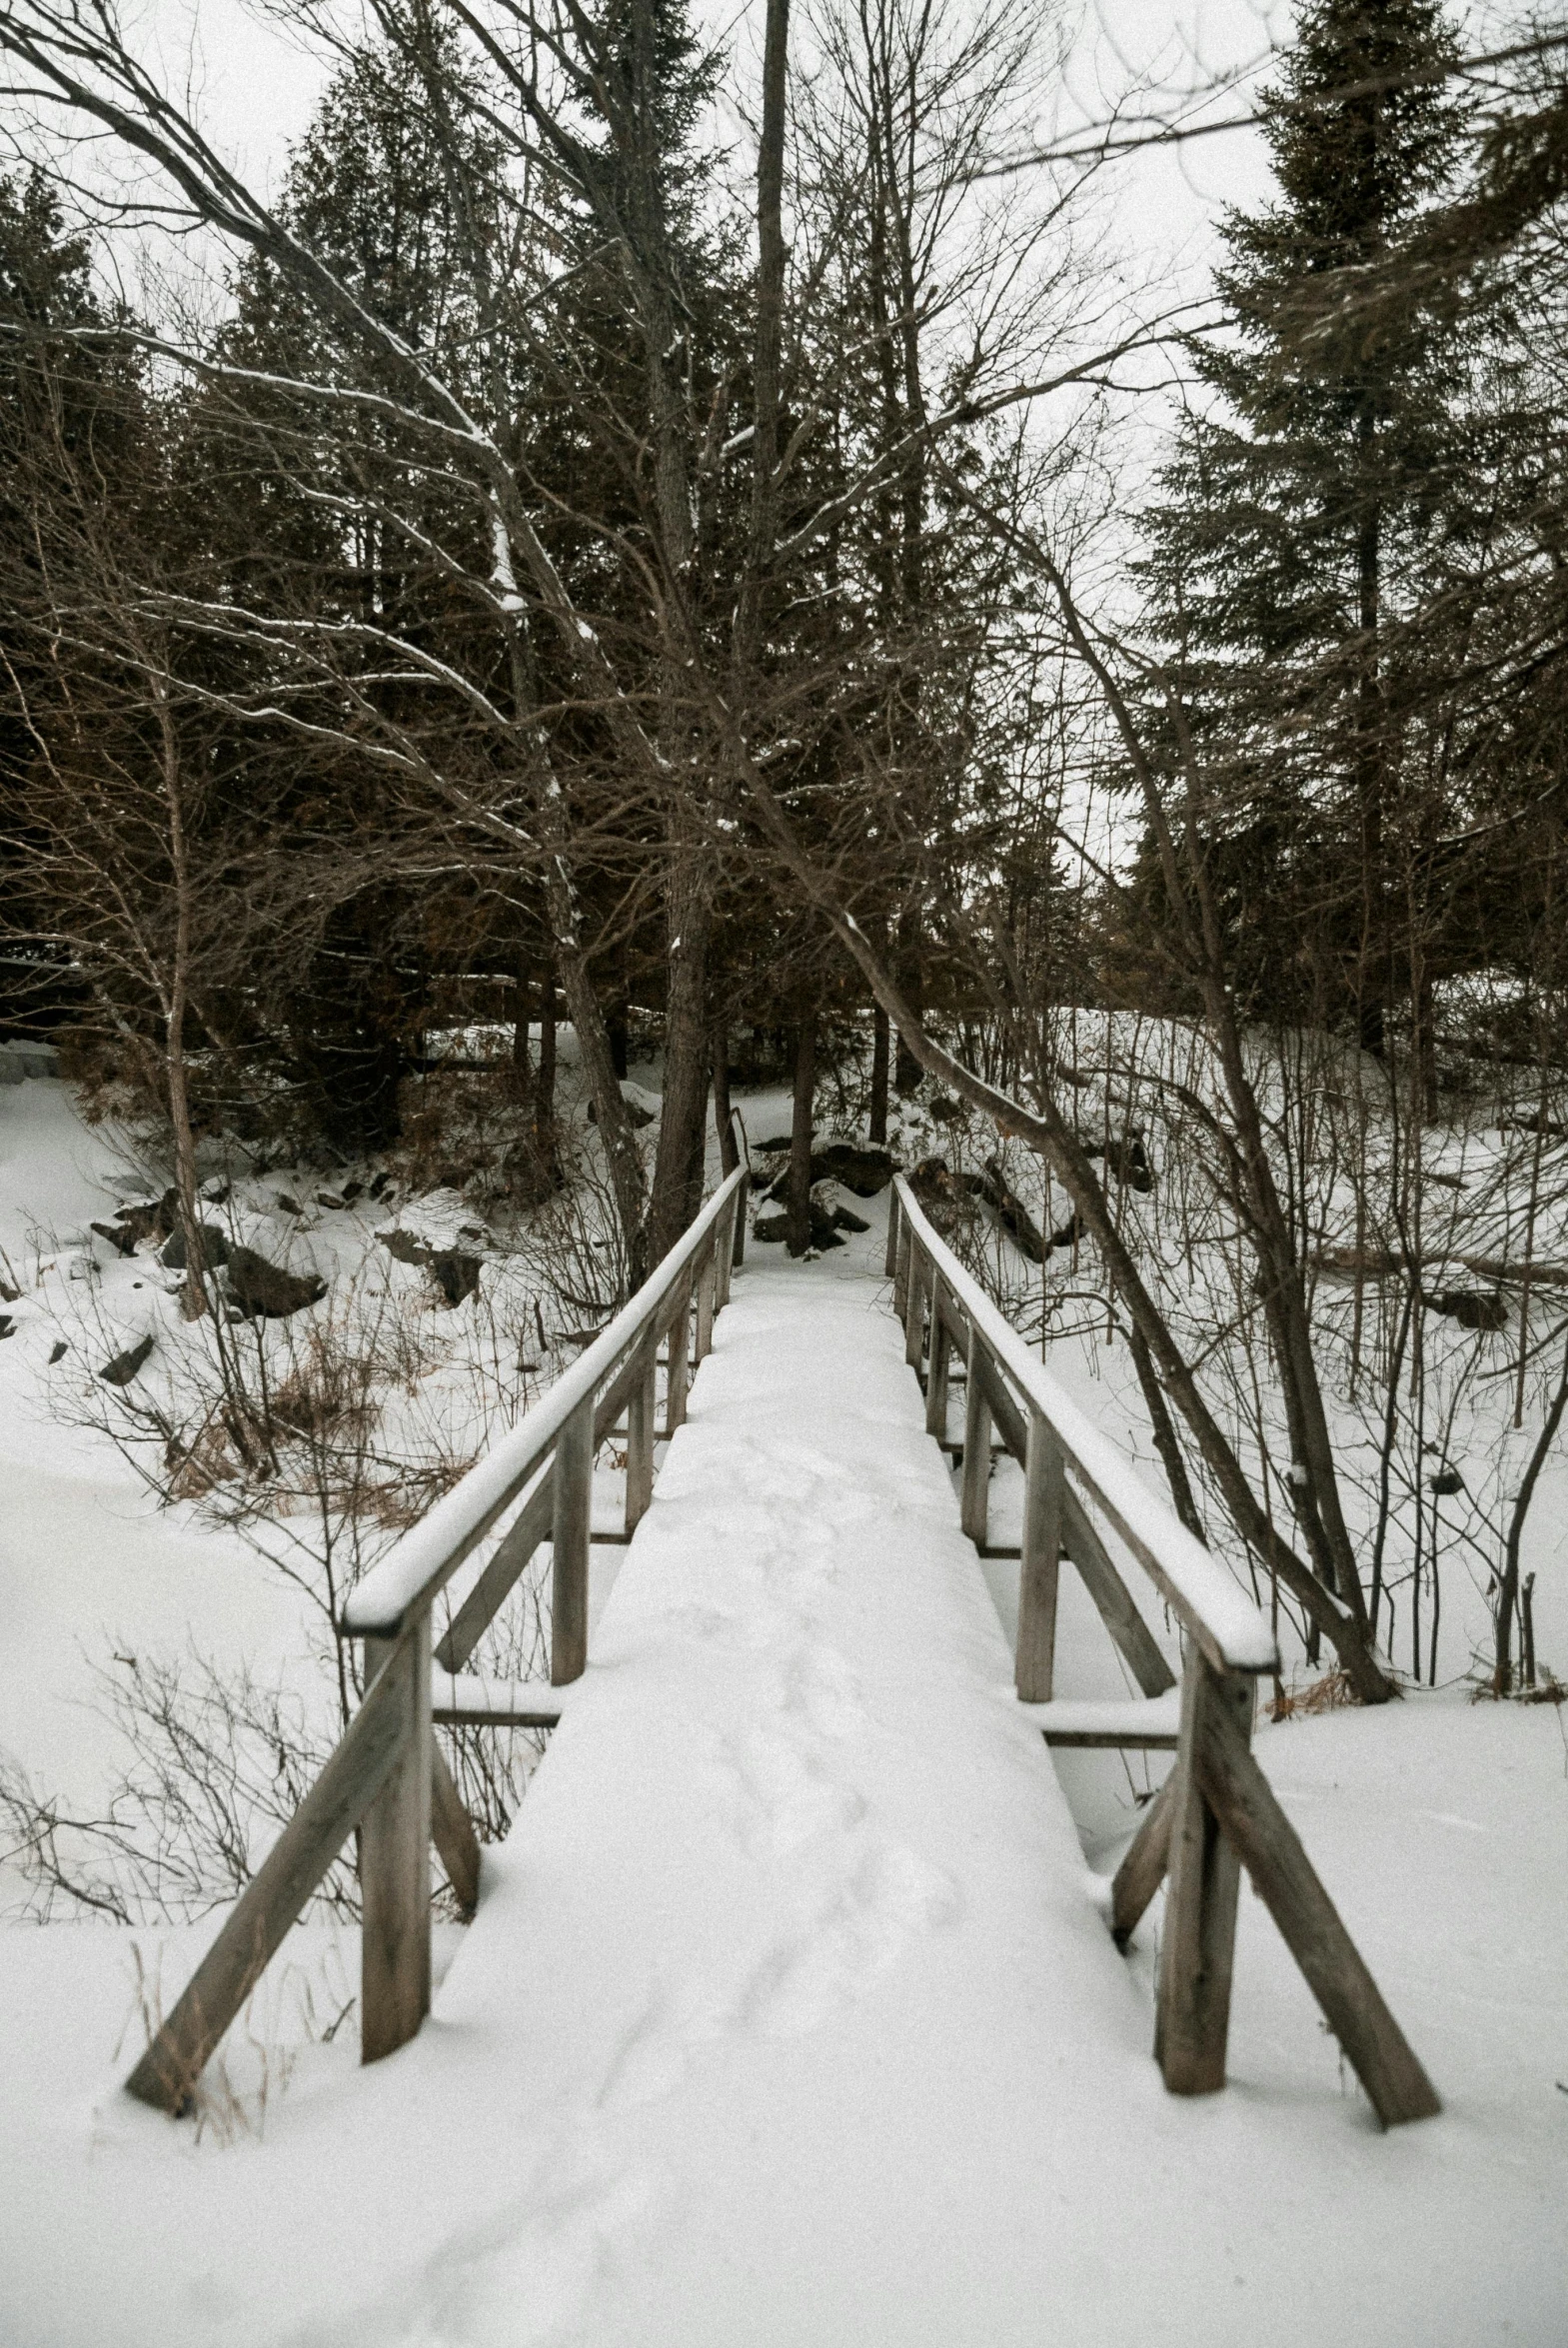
[135,0,1294,285]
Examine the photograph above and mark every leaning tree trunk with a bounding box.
[786,1011,815,1257]
[649,835,715,1259]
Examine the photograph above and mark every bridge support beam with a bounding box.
[360,1617,433,2065]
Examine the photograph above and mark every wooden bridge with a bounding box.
[128,1159,1438,2144]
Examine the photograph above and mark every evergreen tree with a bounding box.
[1138,0,1472,1048]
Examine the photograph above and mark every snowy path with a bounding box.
[4,1239,1566,2346]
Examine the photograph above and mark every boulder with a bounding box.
[812,1143,897,1196]
[225,1247,328,1320]
[378,1192,491,1306]
[91,1219,139,1258]
[0,1051,22,1087]
[158,1220,231,1272]
[100,1332,155,1385]
[113,1190,178,1246]
[753,1201,846,1250]
[1423,1288,1508,1332]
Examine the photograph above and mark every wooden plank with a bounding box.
[960,1356,992,1545]
[125,1628,413,2113]
[1155,1657,1250,2095]
[430,1740,481,1917]
[359,1616,433,2066]
[551,1391,594,1686]
[695,1240,716,1360]
[893,1213,911,1317]
[1060,1487,1178,1700]
[1043,1727,1179,1749]
[924,1273,951,1438]
[1111,1774,1175,1949]
[904,1242,926,1368]
[625,1321,657,1533]
[884,1182,900,1279]
[434,1463,554,1676]
[667,1269,693,1430]
[1015,1411,1063,1703]
[721,1191,740,1303]
[951,1327,1174,1698]
[1195,1693,1442,2127]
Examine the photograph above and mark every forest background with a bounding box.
[0,0,1566,1916]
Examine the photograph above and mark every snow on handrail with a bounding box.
[344,1166,748,1636]
[893,1176,1277,1674]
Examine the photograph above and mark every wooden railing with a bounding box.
[128,1166,750,2115]
[886,1175,1440,2128]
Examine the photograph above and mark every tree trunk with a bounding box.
[536,964,557,1151]
[649,841,714,1258]
[512,958,535,1105]
[893,908,923,1095]
[869,1004,889,1143]
[714,1022,739,1176]
[786,1012,815,1257]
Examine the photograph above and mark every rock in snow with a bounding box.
[224,1247,328,1319]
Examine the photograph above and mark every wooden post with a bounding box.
[667,1271,694,1432]
[1015,1409,1064,1702]
[1155,1652,1251,2095]
[430,1742,481,1918]
[552,1392,593,1685]
[360,1613,433,2065]
[126,1633,412,2111]
[1194,1691,1441,2125]
[1110,1772,1176,1949]
[904,1242,926,1370]
[924,1276,951,1438]
[884,1182,901,1280]
[626,1322,657,1532]
[696,1238,717,1361]
[716,1192,737,1308]
[959,1342,992,1544]
[893,1214,911,1320]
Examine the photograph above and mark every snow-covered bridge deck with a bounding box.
[58,1170,1529,2345]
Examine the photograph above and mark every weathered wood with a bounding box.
[884,1182,901,1279]
[551,1391,594,1686]
[625,1321,658,1532]
[1155,1656,1250,2095]
[667,1270,694,1431]
[434,1463,555,1676]
[717,1193,737,1305]
[430,1740,481,1917]
[893,1215,911,1318]
[125,1628,412,2112]
[924,1274,951,1438]
[960,1352,992,1544]
[1015,1410,1064,1703]
[1043,1726,1179,1750]
[1111,1773,1176,1948]
[1194,1695,1441,2126]
[696,1240,717,1360]
[904,1243,927,1368]
[1060,1487,1178,1700]
[360,1615,433,2066]
[946,1307,1173,1699]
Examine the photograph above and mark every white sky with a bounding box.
[135,0,1292,279]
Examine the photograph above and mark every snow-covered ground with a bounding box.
[3,1062,1565,2344]
[2,1140,1565,2345]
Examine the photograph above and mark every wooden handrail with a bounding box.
[885,1173,1439,2127]
[890,1176,1275,1674]
[128,1167,748,2115]
[346,1169,748,1637]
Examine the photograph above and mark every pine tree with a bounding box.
[1139,0,1471,1048]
